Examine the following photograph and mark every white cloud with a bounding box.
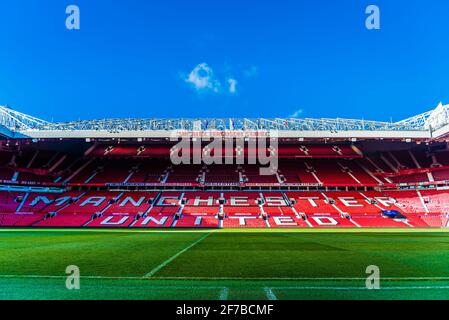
[185,63,220,93]
[289,109,304,118]
[184,63,242,95]
[228,78,237,94]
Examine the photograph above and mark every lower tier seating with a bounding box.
[33,214,93,227]
[0,213,44,226]
[1,190,448,228]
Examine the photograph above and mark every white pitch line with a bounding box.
[143,232,213,278]
[1,276,448,292]
[219,287,229,300]
[2,274,449,282]
[271,286,449,291]
[146,276,449,281]
[0,274,143,280]
[264,287,278,300]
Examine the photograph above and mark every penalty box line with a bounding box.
[143,231,214,278]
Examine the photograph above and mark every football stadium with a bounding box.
[2,1,449,308]
[1,103,449,300]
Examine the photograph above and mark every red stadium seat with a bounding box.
[0,213,44,226]
[174,215,219,228]
[34,214,93,227]
[222,216,267,228]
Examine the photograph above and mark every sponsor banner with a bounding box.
[0,180,63,187]
[105,183,197,187]
[0,180,444,189]
[398,180,449,187]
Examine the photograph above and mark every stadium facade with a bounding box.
[1,103,449,229]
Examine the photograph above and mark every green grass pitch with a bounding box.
[1,228,449,300]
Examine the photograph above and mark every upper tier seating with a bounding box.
[5,142,449,187]
[88,144,172,158]
[278,160,319,184]
[435,151,449,166]
[126,160,169,183]
[87,159,140,184]
[0,168,14,181]
[432,169,449,182]
[2,153,442,186]
[67,159,104,183]
[166,165,203,183]
[242,165,279,184]
[204,165,240,184]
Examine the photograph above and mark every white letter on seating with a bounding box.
[120,197,145,207]
[80,197,105,207]
[100,216,129,225]
[194,216,203,226]
[265,197,287,206]
[230,197,250,206]
[157,196,179,206]
[339,197,363,207]
[273,216,297,226]
[229,216,256,226]
[140,216,168,225]
[312,217,338,226]
[193,197,214,206]
[374,197,393,207]
[29,196,52,207]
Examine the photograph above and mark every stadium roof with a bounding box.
[1,103,449,140]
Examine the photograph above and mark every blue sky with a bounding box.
[0,0,448,122]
